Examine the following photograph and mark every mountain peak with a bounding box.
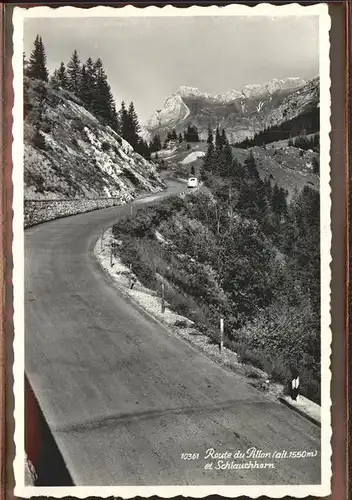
[173,77,307,102]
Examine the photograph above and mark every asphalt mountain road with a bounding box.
[25,180,320,486]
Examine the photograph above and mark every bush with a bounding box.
[71,118,85,133]
[41,121,51,133]
[32,129,46,150]
[123,168,141,187]
[101,141,110,152]
[174,319,188,328]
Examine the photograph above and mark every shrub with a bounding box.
[174,319,188,328]
[41,121,51,133]
[123,168,141,187]
[71,118,85,133]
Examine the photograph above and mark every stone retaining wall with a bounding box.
[24,197,129,229]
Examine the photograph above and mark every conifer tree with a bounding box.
[50,69,60,88]
[91,58,118,131]
[79,57,96,109]
[215,126,221,152]
[79,64,90,105]
[127,101,140,148]
[244,150,259,180]
[150,134,161,152]
[221,129,227,149]
[120,101,129,139]
[23,52,29,77]
[207,127,213,145]
[67,49,81,95]
[27,35,49,82]
[201,138,216,180]
[312,156,320,175]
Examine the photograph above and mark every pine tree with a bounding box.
[50,69,60,88]
[23,52,29,77]
[218,141,233,177]
[79,64,90,105]
[27,35,49,82]
[312,156,320,175]
[67,49,81,95]
[150,134,161,152]
[221,129,227,149]
[56,62,68,89]
[91,58,118,131]
[201,139,216,180]
[207,128,213,145]
[80,57,96,110]
[120,101,129,140]
[215,126,221,152]
[244,150,259,180]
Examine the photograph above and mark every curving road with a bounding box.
[25,180,321,486]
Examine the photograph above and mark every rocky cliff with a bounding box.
[24,77,164,201]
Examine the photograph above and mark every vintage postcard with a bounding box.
[12,3,331,498]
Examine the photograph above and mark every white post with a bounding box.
[130,204,133,217]
[101,228,105,251]
[220,317,224,352]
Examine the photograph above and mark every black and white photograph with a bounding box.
[12,4,331,497]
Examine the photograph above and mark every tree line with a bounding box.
[24,35,205,163]
[111,129,321,400]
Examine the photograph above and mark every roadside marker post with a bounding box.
[220,317,224,353]
[129,263,133,288]
[101,228,105,252]
[110,246,113,267]
[161,282,165,314]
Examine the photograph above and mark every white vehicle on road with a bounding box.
[187,177,198,188]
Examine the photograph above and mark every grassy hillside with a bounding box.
[24,77,164,200]
[152,138,319,198]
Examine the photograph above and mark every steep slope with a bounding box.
[145,77,318,143]
[24,78,164,201]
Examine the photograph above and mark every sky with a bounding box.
[23,15,319,123]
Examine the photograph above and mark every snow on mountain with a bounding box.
[146,76,317,143]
